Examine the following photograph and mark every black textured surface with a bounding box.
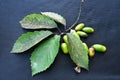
[0,0,120,80]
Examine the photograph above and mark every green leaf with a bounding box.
[20,14,57,29]
[67,33,89,70]
[30,35,60,76]
[41,12,66,26]
[11,30,52,53]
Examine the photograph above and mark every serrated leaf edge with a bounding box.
[30,35,60,76]
[67,33,89,70]
[19,14,58,29]
[11,30,53,53]
[41,12,66,26]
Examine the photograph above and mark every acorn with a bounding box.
[83,43,89,54]
[92,44,107,52]
[82,27,94,33]
[63,35,68,43]
[61,43,69,54]
[77,31,88,37]
[88,47,95,57]
[75,23,85,31]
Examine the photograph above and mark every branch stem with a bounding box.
[66,0,84,32]
[57,27,61,34]
[60,0,84,36]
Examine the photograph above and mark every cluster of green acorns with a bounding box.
[61,23,107,57]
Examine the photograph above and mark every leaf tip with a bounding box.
[32,72,35,76]
[85,66,89,71]
[19,20,22,23]
[10,47,23,53]
[10,50,21,54]
[10,48,16,53]
[10,51,13,53]
[41,12,66,26]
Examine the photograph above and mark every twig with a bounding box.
[65,0,84,32]
[60,32,65,36]
[57,27,61,34]
[59,0,84,36]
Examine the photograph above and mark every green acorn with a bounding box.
[61,43,69,54]
[83,43,89,54]
[63,35,68,43]
[88,47,95,57]
[82,27,94,33]
[92,44,106,52]
[75,23,85,31]
[77,31,88,37]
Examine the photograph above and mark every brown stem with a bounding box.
[66,0,84,32]
[60,0,84,36]
[57,27,61,34]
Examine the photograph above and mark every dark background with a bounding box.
[0,0,120,80]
